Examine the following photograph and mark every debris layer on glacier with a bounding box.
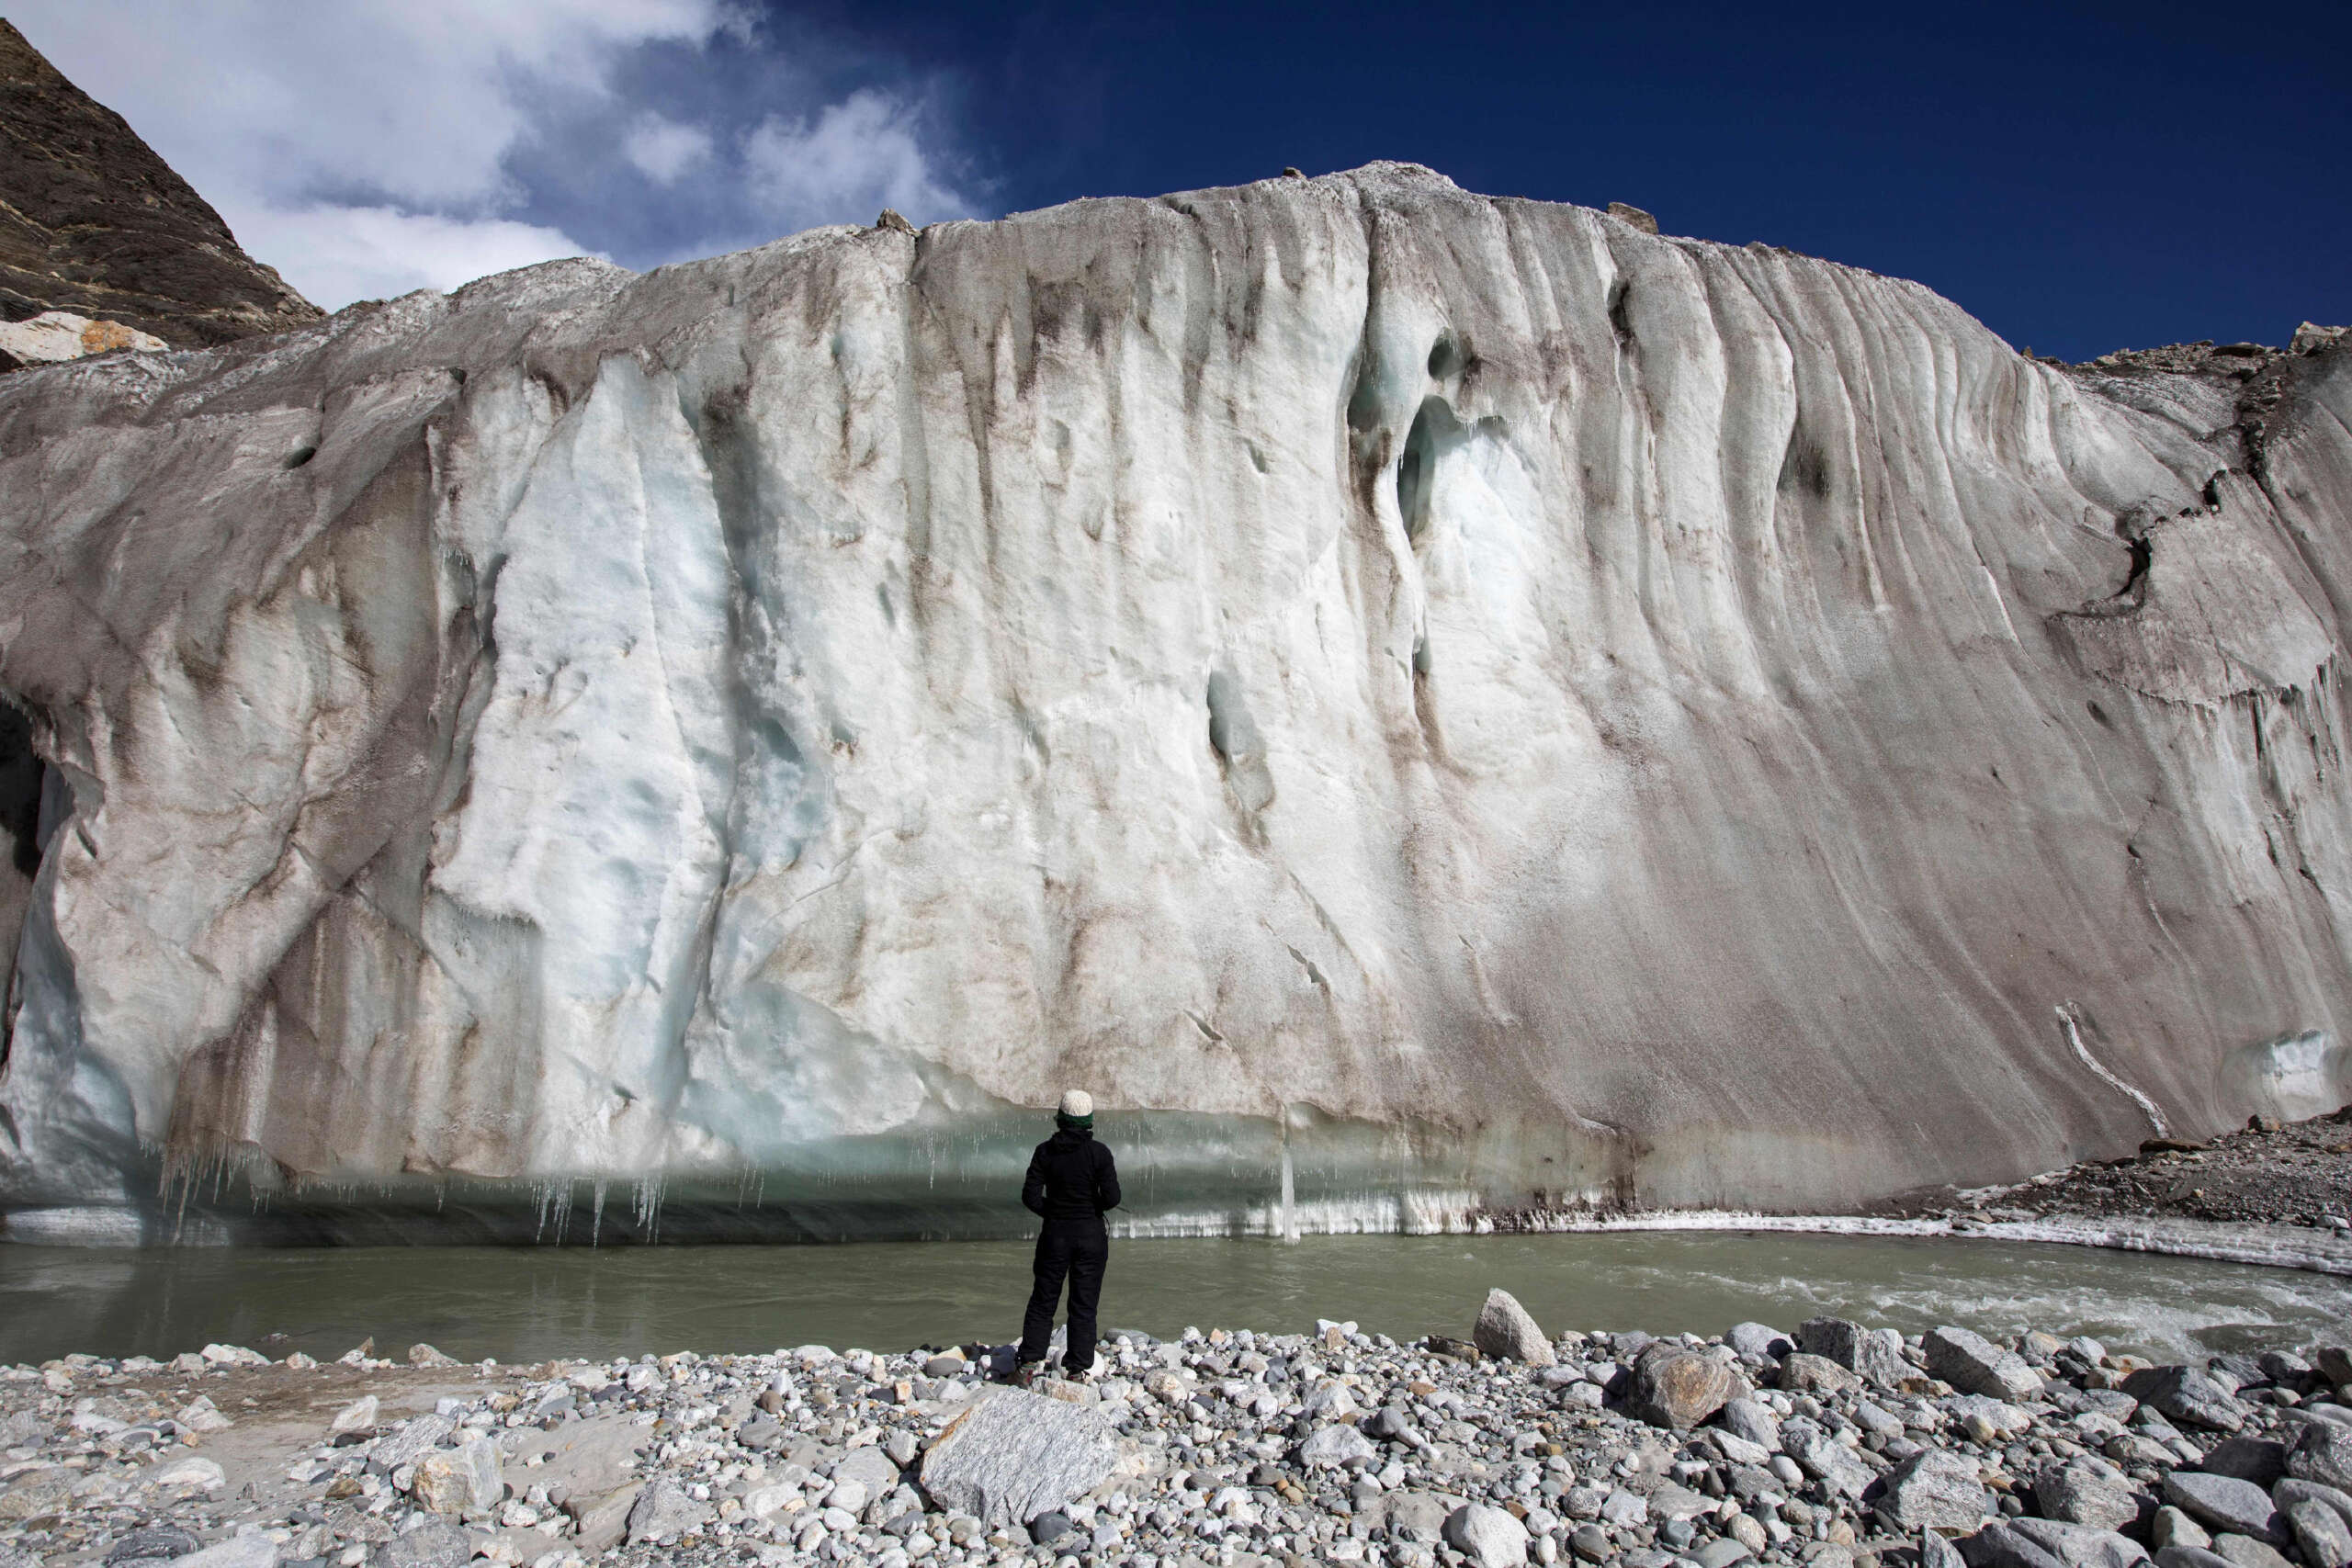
[1,163,2348,1240]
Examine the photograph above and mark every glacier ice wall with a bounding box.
[2,163,2349,1239]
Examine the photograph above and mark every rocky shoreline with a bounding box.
[3,1291,2349,1568]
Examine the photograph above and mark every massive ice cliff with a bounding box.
[2,163,2348,1242]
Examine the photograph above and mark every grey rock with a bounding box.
[2288,1500,2352,1568]
[626,1476,709,1545]
[1475,1289,1556,1367]
[834,1445,900,1495]
[2207,1536,2292,1568]
[1570,1523,1612,1562]
[1601,1487,1649,1527]
[1927,1327,2043,1401]
[2124,1369,2247,1433]
[1926,1532,1970,1568]
[1029,1511,1073,1546]
[2154,1550,2237,1568]
[1783,1417,1874,1499]
[1363,1405,1414,1440]
[169,1536,279,1568]
[2276,1480,2352,1534]
[1627,1348,1742,1430]
[1388,1492,1455,1542]
[0,1469,74,1519]
[1696,1540,1753,1568]
[367,1414,456,1477]
[1879,1449,1992,1531]
[2161,1472,2285,1544]
[107,1527,202,1562]
[2153,1508,2211,1551]
[1646,1482,1713,1522]
[918,1389,1121,1525]
[1444,1503,1532,1568]
[1717,1397,1782,1451]
[1301,1424,1379,1468]
[370,1523,471,1568]
[1781,1353,1863,1394]
[1856,1399,1906,1440]
[1727,1324,1793,1360]
[2007,1518,2148,1568]
[1959,1521,2067,1568]
[2037,1463,2141,1531]
[2291,1423,2352,1491]
[2197,1439,2287,1487]
[411,1436,501,1518]
[1798,1318,1910,1386]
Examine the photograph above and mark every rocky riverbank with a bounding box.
[3,1292,2350,1568]
[1937,1109,2352,1235]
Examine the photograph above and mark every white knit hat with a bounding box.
[1058,1089,1093,1119]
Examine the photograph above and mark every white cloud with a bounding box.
[7,0,977,310]
[744,90,968,231]
[218,204,599,310]
[624,113,715,185]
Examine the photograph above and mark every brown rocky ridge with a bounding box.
[0,17,320,365]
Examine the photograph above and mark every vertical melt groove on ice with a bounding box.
[0,163,2347,1239]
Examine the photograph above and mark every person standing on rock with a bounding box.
[1013,1089,1121,1382]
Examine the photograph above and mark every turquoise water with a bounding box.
[2,1230,2344,1367]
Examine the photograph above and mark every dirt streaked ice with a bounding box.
[2,163,2349,1231]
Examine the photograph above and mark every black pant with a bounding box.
[1018,1224,1108,1373]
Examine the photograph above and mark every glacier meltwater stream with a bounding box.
[1,1233,2344,1370]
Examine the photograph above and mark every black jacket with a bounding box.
[1023,1127,1120,1229]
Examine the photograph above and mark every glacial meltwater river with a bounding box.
[2,1233,2346,1369]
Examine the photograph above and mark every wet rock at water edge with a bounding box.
[1474,1288,1556,1366]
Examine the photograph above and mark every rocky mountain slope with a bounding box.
[0,18,320,356]
[0,160,2346,1240]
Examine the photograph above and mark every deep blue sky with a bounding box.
[26,0,2347,361]
[648,0,2347,364]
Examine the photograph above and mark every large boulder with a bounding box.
[2007,1518,2149,1568]
[1880,1449,1991,1532]
[1781,1417,1875,1499]
[1926,1327,2042,1400]
[1727,1324,1792,1359]
[1474,1289,1555,1366]
[624,1477,708,1545]
[2035,1462,2141,1532]
[2125,1368,2248,1433]
[1444,1503,1532,1568]
[2198,1438,2288,1486]
[412,1437,502,1518]
[1626,1347,1742,1430]
[2288,1501,2352,1568]
[1797,1317,1909,1386]
[918,1389,1120,1526]
[2160,1472,2285,1544]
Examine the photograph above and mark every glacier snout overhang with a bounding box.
[1,163,2349,1238]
